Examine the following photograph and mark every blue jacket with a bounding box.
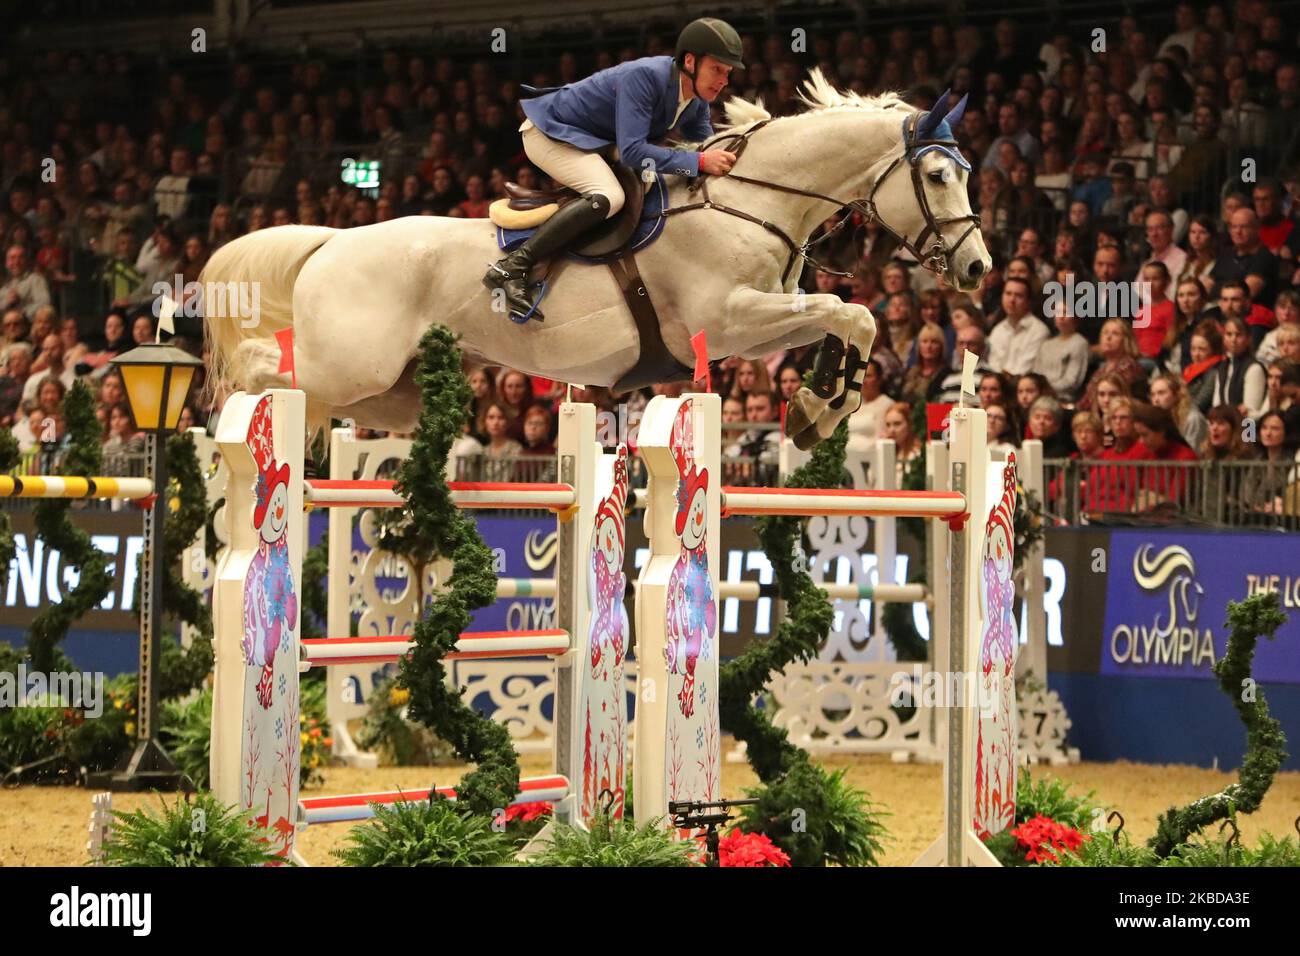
[521,55,712,178]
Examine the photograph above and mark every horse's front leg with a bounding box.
[790,307,879,450]
[720,287,876,450]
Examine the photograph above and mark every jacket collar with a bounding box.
[666,61,688,126]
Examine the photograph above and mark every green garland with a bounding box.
[27,382,113,673]
[0,425,17,593]
[152,432,215,697]
[717,422,846,780]
[383,325,519,816]
[1147,591,1289,857]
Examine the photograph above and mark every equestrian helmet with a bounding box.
[675,18,745,71]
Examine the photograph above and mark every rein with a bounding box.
[656,111,982,284]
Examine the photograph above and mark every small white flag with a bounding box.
[157,296,178,339]
[960,349,978,404]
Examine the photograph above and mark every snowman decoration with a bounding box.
[582,448,629,821]
[974,455,1018,837]
[664,404,716,720]
[243,396,298,710]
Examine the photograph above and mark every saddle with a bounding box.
[488,160,693,393]
[494,163,646,259]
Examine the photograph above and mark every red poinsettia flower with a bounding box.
[1010,814,1089,865]
[504,801,554,824]
[718,830,791,868]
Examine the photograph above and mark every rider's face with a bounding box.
[688,54,732,102]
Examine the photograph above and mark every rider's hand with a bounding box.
[698,149,737,176]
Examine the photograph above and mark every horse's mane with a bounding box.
[694,67,912,146]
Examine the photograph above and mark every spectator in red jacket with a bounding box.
[1133,261,1176,360]
[1132,402,1198,507]
[1063,410,1107,513]
[1098,396,1147,510]
[1254,180,1294,255]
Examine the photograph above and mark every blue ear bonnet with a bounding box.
[905,90,972,171]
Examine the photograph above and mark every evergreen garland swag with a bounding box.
[27,382,113,673]
[151,432,215,697]
[718,422,844,779]
[384,325,520,817]
[1148,592,1289,857]
[0,425,17,593]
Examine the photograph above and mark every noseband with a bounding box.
[663,109,982,283]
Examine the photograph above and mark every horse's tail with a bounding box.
[201,225,338,405]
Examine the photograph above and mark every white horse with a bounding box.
[203,70,990,446]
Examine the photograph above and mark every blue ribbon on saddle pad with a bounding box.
[495,173,670,260]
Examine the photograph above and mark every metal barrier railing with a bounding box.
[1042,457,1300,531]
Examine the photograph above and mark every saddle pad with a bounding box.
[495,173,670,262]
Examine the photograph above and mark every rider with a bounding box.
[483,17,744,321]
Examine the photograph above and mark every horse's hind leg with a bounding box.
[330,359,421,434]
[228,338,343,441]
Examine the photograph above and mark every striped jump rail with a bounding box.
[495,578,557,599]
[716,580,929,604]
[301,629,571,667]
[304,479,577,512]
[719,486,969,529]
[0,476,154,499]
[299,774,571,825]
[499,578,926,604]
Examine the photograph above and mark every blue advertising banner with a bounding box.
[1100,530,1300,684]
[316,513,559,635]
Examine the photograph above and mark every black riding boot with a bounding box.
[483,192,611,321]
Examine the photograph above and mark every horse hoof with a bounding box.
[791,427,822,451]
[785,400,813,441]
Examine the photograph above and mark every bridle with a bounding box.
[856,111,983,278]
[659,107,983,285]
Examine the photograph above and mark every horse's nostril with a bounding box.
[968,259,986,279]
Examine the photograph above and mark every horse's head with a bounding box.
[864,91,991,293]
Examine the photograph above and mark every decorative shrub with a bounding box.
[0,648,135,776]
[98,792,282,867]
[1055,831,1159,867]
[734,761,887,868]
[1058,828,1300,868]
[381,325,520,815]
[526,813,697,867]
[333,797,514,867]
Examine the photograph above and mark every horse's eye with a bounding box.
[927,170,946,185]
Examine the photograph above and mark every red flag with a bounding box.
[275,327,297,389]
[926,402,953,438]
[690,330,709,385]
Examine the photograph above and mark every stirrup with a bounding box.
[509,278,549,324]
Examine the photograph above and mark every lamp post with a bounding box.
[92,342,202,791]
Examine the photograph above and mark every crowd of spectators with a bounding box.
[1,4,1298,514]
